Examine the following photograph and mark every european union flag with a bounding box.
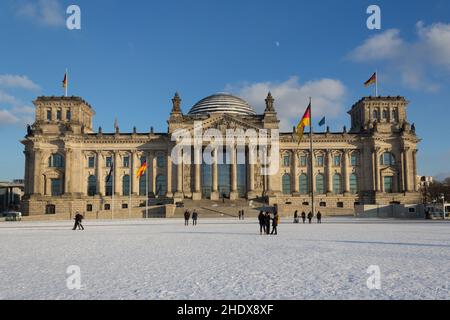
[318,117,326,127]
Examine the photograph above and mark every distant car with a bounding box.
[3,211,22,221]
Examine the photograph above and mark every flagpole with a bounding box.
[309,97,315,217]
[375,70,378,97]
[129,170,131,220]
[112,162,114,220]
[65,68,68,97]
[146,155,149,219]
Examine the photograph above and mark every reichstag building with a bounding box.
[21,92,421,217]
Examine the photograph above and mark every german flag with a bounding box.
[62,72,68,88]
[296,103,311,144]
[136,161,147,178]
[364,72,377,87]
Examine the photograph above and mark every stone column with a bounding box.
[400,151,405,193]
[131,151,138,195]
[114,152,120,195]
[64,149,72,194]
[177,149,183,193]
[293,151,299,193]
[373,148,380,192]
[326,150,333,194]
[23,151,30,195]
[166,150,173,197]
[97,152,104,196]
[343,150,350,194]
[403,147,411,192]
[230,145,238,200]
[193,146,202,200]
[248,146,255,193]
[32,149,42,195]
[151,152,156,195]
[211,147,219,200]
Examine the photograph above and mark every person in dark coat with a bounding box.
[317,211,322,224]
[301,211,306,224]
[271,213,279,235]
[241,209,245,220]
[238,210,242,220]
[294,210,299,223]
[184,210,190,226]
[258,211,265,234]
[265,212,271,235]
[73,212,84,230]
[307,212,313,224]
[192,210,198,225]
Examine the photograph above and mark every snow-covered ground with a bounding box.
[0,218,449,300]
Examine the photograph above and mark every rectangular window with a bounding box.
[123,156,130,168]
[57,110,62,120]
[300,155,307,167]
[320,202,327,207]
[86,204,93,212]
[333,155,341,167]
[106,157,113,167]
[316,155,324,167]
[66,110,71,121]
[283,155,290,167]
[337,202,344,208]
[104,204,111,211]
[47,110,52,121]
[122,203,128,209]
[384,176,394,193]
[51,179,62,196]
[88,156,95,168]
[351,154,358,166]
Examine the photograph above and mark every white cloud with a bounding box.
[0,75,40,91]
[0,110,19,125]
[349,29,404,62]
[226,76,346,131]
[348,22,450,92]
[17,0,65,27]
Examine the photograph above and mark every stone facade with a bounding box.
[21,93,421,217]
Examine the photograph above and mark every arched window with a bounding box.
[49,154,64,168]
[316,174,325,194]
[381,152,395,166]
[282,174,291,195]
[382,110,388,119]
[299,174,309,195]
[122,175,130,196]
[87,175,97,196]
[350,174,358,194]
[333,174,342,194]
[105,176,113,196]
[156,175,167,196]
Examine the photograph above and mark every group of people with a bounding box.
[258,211,280,235]
[293,210,322,224]
[184,210,198,226]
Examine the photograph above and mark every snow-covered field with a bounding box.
[0,218,449,300]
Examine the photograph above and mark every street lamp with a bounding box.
[440,194,446,220]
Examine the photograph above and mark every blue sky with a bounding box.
[0,0,449,180]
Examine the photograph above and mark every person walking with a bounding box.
[238,210,242,220]
[294,210,299,224]
[317,211,322,224]
[307,211,313,224]
[192,210,198,226]
[271,212,279,235]
[72,212,84,230]
[301,211,306,224]
[241,209,245,220]
[258,211,265,234]
[265,212,271,235]
[184,210,190,226]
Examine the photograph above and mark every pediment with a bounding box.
[380,166,398,175]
